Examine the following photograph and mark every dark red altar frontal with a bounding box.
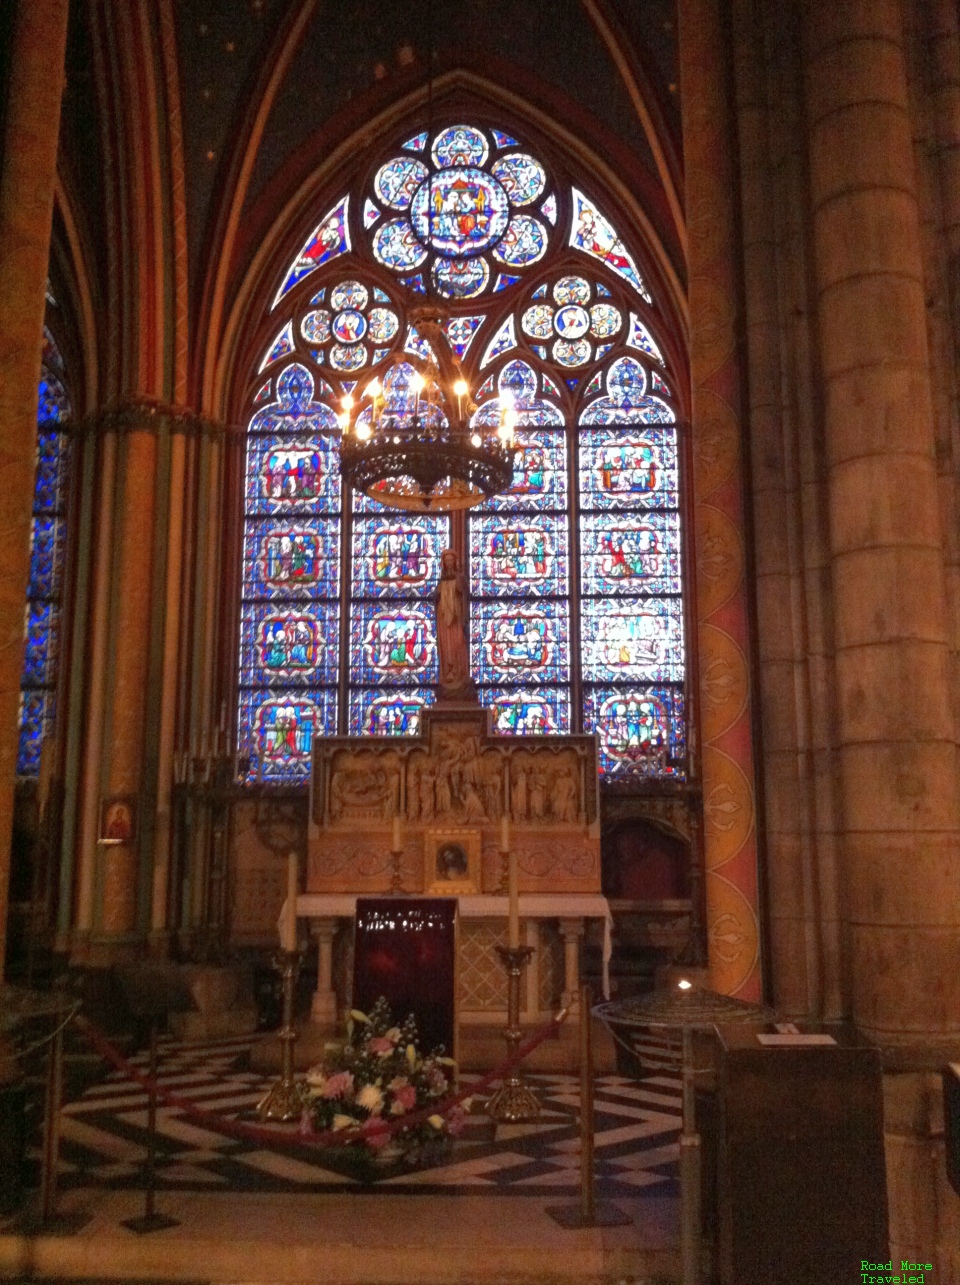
[353,898,457,1058]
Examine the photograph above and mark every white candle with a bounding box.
[499,812,510,854]
[282,851,298,951]
[508,848,520,949]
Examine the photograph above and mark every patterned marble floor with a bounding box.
[44,1034,682,1198]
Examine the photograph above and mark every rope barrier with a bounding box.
[72,1006,568,1154]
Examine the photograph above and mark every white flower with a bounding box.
[332,1113,354,1131]
[356,1083,385,1116]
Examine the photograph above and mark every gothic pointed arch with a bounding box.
[228,110,691,788]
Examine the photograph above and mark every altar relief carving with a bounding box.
[308,703,600,894]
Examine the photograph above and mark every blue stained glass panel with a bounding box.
[402,131,429,152]
[484,686,570,736]
[480,431,567,512]
[240,602,339,688]
[28,515,67,598]
[243,519,340,600]
[350,603,437,685]
[17,690,51,777]
[491,129,518,149]
[581,597,684,683]
[470,601,569,684]
[492,215,547,267]
[432,124,488,169]
[274,196,350,306]
[22,600,59,686]
[578,426,678,510]
[238,689,337,780]
[33,431,70,512]
[490,153,546,205]
[569,188,651,302]
[583,685,685,778]
[38,371,69,424]
[469,513,568,598]
[349,689,433,737]
[244,433,341,515]
[580,512,682,596]
[351,515,449,599]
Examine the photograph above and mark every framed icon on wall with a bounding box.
[423,829,480,895]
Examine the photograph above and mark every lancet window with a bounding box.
[238,123,686,784]
[17,328,73,776]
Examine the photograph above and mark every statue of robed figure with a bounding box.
[435,548,476,701]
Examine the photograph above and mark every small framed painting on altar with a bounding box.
[425,829,481,895]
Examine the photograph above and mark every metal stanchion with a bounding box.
[546,984,630,1229]
[19,1002,91,1235]
[122,1018,179,1234]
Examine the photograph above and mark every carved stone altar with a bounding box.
[302,703,611,1070]
[308,702,600,895]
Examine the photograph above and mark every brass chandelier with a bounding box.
[338,310,518,512]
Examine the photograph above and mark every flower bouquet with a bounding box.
[303,997,466,1182]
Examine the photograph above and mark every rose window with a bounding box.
[368,125,552,299]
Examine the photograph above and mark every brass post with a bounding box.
[486,944,540,1122]
[257,949,310,1121]
[546,984,630,1229]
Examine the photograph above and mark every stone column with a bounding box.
[310,918,339,1025]
[804,1,960,1040]
[678,0,763,999]
[559,918,584,1014]
[94,407,160,944]
[0,0,70,971]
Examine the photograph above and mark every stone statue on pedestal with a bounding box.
[435,548,476,701]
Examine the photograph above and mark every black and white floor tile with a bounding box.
[46,1035,681,1198]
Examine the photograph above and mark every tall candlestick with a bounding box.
[508,848,520,949]
[499,812,510,854]
[392,814,403,854]
[281,851,298,951]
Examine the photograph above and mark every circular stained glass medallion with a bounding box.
[492,215,546,267]
[553,338,591,366]
[490,153,546,205]
[333,310,366,343]
[373,219,429,271]
[521,304,554,339]
[411,168,510,257]
[590,303,622,338]
[554,305,590,340]
[432,257,490,298]
[367,307,399,343]
[330,343,367,372]
[330,281,368,311]
[301,310,331,343]
[553,275,591,306]
[432,124,489,169]
[374,157,429,210]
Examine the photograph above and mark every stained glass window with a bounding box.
[18,329,72,776]
[240,120,686,781]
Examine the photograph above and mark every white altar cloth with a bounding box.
[291,893,614,999]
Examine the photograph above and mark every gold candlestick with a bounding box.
[257,949,311,1121]
[486,944,541,1123]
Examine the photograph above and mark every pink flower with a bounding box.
[391,1084,416,1113]
[369,1036,395,1056]
[298,1109,315,1137]
[446,1106,466,1137]
[361,1118,391,1150]
[322,1071,354,1099]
